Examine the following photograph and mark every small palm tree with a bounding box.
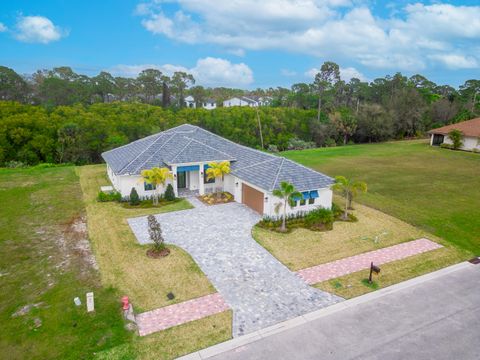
[141,167,173,205]
[272,181,302,232]
[206,161,230,198]
[332,176,367,220]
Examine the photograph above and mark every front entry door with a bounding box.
[177,171,186,189]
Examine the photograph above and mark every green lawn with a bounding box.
[283,140,480,254]
[0,165,129,359]
[0,165,232,360]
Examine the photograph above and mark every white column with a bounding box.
[429,134,434,146]
[171,165,178,197]
[199,163,205,195]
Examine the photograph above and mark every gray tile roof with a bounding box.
[101,124,333,191]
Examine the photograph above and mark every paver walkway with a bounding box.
[136,293,229,336]
[297,238,443,285]
[128,200,342,337]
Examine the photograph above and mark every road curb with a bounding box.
[176,261,475,359]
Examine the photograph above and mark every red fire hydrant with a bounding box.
[122,296,129,311]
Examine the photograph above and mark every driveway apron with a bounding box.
[128,200,342,337]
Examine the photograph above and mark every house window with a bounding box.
[308,198,315,205]
[291,200,297,207]
[144,182,156,191]
[300,199,306,206]
[204,173,215,184]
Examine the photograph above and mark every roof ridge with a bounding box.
[169,138,195,163]
[196,127,278,161]
[270,158,285,191]
[117,133,167,174]
[131,132,177,173]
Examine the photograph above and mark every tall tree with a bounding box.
[313,61,340,121]
[0,66,29,102]
[171,72,195,107]
[137,69,164,103]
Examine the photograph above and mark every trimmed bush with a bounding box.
[97,191,121,202]
[129,187,140,206]
[305,208,334,229]
[164,184,175,201]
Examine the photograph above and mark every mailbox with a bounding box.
[369,262,381,283]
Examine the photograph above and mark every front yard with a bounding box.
[77,164,232,359]
[254,199,470,298]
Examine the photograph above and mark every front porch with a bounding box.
[172,164,223,198]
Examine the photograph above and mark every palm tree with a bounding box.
[206,161,230,198]
[272,181,302,232]
[141,167,173,205]
[332,176,367,220]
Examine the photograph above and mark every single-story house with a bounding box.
[101,124,334,216]
[428,117,480,152]
[184,96,217,110]
[223,97,259,108]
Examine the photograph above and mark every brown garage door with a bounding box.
[242,183,264,215]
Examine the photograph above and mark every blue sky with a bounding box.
[0,0,479,89]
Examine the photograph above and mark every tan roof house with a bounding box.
[428,118,480,152]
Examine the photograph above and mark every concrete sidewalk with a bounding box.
[179,261,480,360]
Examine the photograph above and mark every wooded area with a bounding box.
[0,62,479,166]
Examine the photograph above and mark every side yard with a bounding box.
[77,164,232,359]
[0,166,129,359]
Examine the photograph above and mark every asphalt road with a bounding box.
[210,263,480,360]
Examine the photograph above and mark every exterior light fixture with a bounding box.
[235,182,239,187]
[264,197,268,203]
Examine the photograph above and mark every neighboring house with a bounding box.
[428,118,480,152]
[184,95,196,108]
[185,96,217,110]
[102,124,333,216]
[202,98,217,110]
[223,96,259,107]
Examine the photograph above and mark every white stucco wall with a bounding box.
[443,135,480,151]
[228,175,333,217]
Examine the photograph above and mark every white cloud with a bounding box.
[110,57,254,87]
[305,66,367,82]
[137,1,480,72]
[429,54,478,69]
[281,69,297,77]
[0,23,7,32]
[14,16,66,44]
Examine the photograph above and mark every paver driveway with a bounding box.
[128,199,342,337]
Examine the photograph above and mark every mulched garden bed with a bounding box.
[146,248,171,258]
[198,192,234,206]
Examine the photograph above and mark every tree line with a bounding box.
[0,62,479,166]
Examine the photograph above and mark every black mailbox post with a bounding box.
[369,262,381,283]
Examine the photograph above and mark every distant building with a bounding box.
[223,96,272,108]
[202,98,217,110]
[184,96,217,110]
[184,95,196,108]
[428,117,480,152]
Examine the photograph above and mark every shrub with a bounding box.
[97,191,121,202]
[148,215,165,251]
[331,202,343,218]
[305,208,334,229]
[129,187,140,206]
[448,129,464,150]
[472,148,479,154]
[164,184,175,201]
[5,160,27,168]
[267,144,279,153]
[324,138,336,147]
[287,137,316,150]
[440,143,453,149]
